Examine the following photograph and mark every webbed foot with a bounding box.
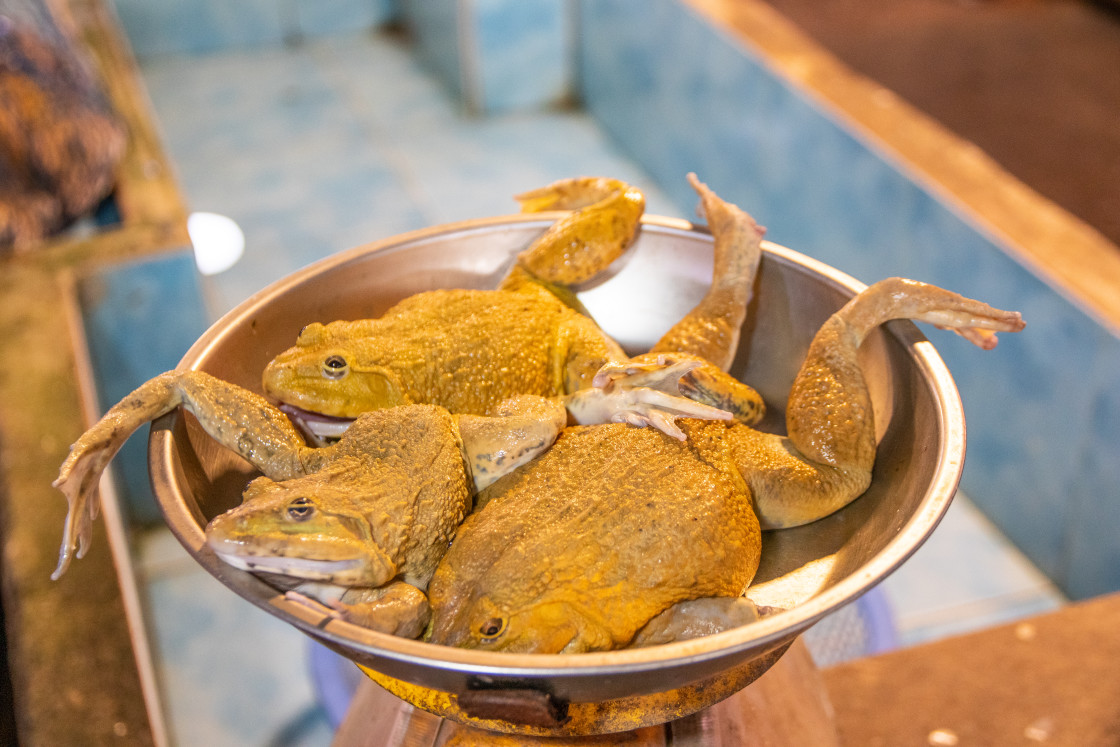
[605,352,766,425]
[53,370,310,579]
[503,177,646,288]
[51,442,107,580]
[841,277,1026,345]
[51,371,187,580]
[457,396,569,490]
[565,356,734,440]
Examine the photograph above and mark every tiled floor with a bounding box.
[132,30,1064,746]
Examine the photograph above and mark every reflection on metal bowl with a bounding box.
[148,214,964,736]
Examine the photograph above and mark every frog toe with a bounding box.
[592,354,766,426]
[565,378,733,440]
[51,452,104,580]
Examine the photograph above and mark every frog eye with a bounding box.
[478,616,506,640]
[321,355,349,379]
[286,497,316,521]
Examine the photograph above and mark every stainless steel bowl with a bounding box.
[149,214,964,735]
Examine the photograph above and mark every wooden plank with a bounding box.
[824,593,1120,745]
[0,259,157,745]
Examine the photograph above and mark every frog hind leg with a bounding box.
[650,173,765,372]
[629,597,762,647]
[621,175,766,424]
[455,395,570,491]
[741,278,1024,529]
[498,177,646,294]
[52,370,312,579]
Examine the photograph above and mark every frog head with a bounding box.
[262,321,407,432]
[428,590,615,654]
[205,459,398,588]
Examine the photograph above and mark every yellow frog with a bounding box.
[262,174,767,442]
[53,278,1019,648]
[52,174,753,579]
[424,278,1024,653]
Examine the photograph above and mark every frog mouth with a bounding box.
[214,549,364,580]
[278,404,353,445]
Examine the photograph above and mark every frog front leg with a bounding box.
[455,395,569,490]
[53,370,314,579]
[733,278,1024,529]
[284,582,430,638]
[564,357,737,440]
[629,597,764,647]
[592,353,766,426]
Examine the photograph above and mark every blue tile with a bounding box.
[289,0,395,38]
[880,493,1063,645]
[473,0,570,112]
[398,0,465,103]
[78,252,209,523]
[400,0,571,113]
[111,0,287,59]
[139,531,333,746]
[1062,343,1120,598]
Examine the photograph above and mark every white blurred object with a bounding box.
[188,212,245,275]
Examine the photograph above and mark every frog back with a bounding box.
[427,423,761,652]
[352,289,617,413]
[334,405,474,586]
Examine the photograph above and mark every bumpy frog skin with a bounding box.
[262,174,768,440]
[51,366,570,631]
[50,174,751,581]
[50,176,1025,651]
[424,278,1024,653]
[57,278,1017,647]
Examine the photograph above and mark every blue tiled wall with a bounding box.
[577,0,1120,599]
[398,1,464,103]
[473,0,569,112]
[78,250,210,524]
[109,0,396,58]
[400,0,570,113]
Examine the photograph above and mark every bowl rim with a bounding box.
[150,212,964,684]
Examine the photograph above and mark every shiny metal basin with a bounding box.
[149,213,964,733]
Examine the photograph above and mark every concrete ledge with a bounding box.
[684,0,1120,337]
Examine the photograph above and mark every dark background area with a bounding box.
[2,576,18,744]
[762,0,1120,248]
